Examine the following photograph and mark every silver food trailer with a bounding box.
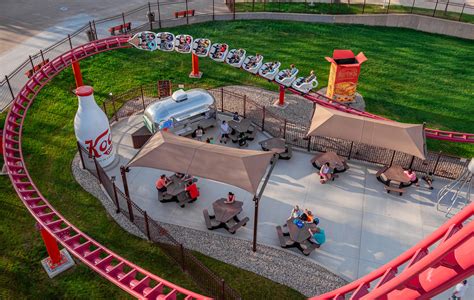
[143,88,216,136]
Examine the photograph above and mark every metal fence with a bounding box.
[102,84,469,180]
[1,0,473,112]
[77,143,241,300]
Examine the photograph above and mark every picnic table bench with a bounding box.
[203,198,248,234]
[175,9,195,18]
[108,22,131,35]
[384,185,405,196]
[311,151,348,173]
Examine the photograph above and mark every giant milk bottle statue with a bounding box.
[74,86,115,167]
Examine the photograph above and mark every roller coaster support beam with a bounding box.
[279,85,285,106]
[37,223,75,278]
[72,61,84,88]
[189,53,202,79]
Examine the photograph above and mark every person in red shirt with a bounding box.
[224,192,235,204]
[185,181,200,202]
[156,174,170,193]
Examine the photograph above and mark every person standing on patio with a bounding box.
[451,280,468,299]
[220,120,230,144]
[194,126,204,142]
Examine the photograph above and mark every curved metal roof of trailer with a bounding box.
[144,89,215,124]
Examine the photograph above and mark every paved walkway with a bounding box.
[104,113,471,299]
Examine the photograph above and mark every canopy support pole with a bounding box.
[253,155,278,252]
[120,166,131,199]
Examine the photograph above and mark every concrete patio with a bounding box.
[105,113,470,299]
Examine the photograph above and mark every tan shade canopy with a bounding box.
[307,106,426,159]
[127,131,274,193]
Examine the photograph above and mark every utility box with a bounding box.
[325,50,367,103]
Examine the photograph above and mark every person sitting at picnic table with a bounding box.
[238,132,248,147]
[232,111,240,121]
[320,162,333,184]
[219,120,230,144]
[404,168,420,187]
[185,181,200,202]
[308,227,326,247]
[299,209,314,223]
[288,205,303,220]
[184,173,194,181]
[156,174,171,193]
[305,210,314,223]
[174,172,185,179]
[224,192,236,204]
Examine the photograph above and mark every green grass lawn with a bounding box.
[235,2,474,24]
[1,20,473,299]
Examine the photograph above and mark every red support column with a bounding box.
[40,227,62,266]
[36,223,75,278]
[279,85,285,106]
[72,61,84,88]
[189,53,202,79]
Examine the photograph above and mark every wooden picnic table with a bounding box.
[159,175,198,207]
[259,137,287,154]
[378,165,411,186]
[286,218,317,243]
[228,118,252,134]
[213,198,243,222]
[166,176,187,196]
[311,151,348,173]
[203,198,249,234]
[275,218,319,256]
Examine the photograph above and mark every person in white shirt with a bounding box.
[219,120,229,144]
[452,280,468,300]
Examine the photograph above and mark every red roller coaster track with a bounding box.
[2,36,211,300]
[3,35,473,300]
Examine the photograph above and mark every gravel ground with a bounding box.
[72,153,348,297]
[213,85,315,125]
